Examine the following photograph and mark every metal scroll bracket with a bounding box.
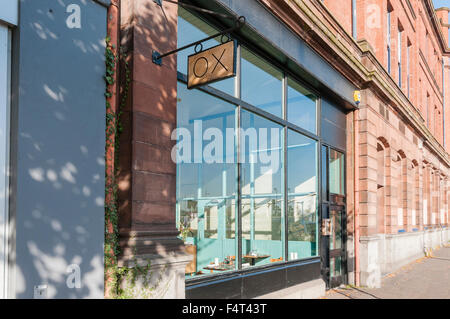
[151,0,246,66]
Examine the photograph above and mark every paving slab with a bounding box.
[324,246,450,299]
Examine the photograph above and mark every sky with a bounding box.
[433,0,450,41]
[432,0,449,9]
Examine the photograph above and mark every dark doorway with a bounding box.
[320,146,347,288]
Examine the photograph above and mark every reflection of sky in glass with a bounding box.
[177,83,236,199]
[240,110,283,196]
[177,8,235,96]
[287,78,317,134]
[287,130,317,195]
[241,48,283,118]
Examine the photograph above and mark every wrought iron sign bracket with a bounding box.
[152,0,246,66]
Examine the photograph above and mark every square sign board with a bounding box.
[187,41,236,89]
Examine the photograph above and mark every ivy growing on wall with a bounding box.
[104,34,130,298]
[104,30,170,298]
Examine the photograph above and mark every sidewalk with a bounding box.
[324,245,450,299]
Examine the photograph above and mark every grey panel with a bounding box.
[321,99,347,150]
[215,0,358,107]
[14,0,106,298]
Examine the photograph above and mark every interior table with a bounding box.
[242,255,271,266]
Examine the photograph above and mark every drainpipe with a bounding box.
[104,0,120,299]
[354,109,360,286]
[443,58,445,149]
[352,0,357,39]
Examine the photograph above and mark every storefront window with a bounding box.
[240,110,284,267]
[287,130,318,260]
[287,78,317,134]
[175,8,343,280]
[176,83,238,278]
[241,47,283,118]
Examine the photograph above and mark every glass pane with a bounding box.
[240,110,284,267]
[287,130,318,261]
[176,82,237,278]
[177,7,235,95]
[241,47,283,118]
[330,210,342,250]
[329,150,344,195]
[330,256,342,277]
[321,146,328,201]
[287,78,317,133]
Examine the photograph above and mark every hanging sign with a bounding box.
[187,41,236,89]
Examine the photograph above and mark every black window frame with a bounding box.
[176,7,348,284]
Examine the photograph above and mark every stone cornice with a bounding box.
[424,0,450,54]
[264,0,449,166]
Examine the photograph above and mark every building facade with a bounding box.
[0,0,449,299]
[111,0,450,298]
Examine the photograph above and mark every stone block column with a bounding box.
[116,0,191,299]
[385,148,398,234]
[357,105,381,288]
[358,113,378,237]
[418,163,424,231]
[404,158,413,232]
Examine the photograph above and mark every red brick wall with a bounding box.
[118,0,184,258]
[325,0,449,151]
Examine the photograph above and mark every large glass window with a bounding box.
[176,83,238,278]
[287,78,317,134]
[287,130,318,260]
[241,48,283,118]
[240,111,284,267]
[175,8,345,280]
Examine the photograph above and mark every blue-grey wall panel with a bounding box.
[321,99,347,150]
[215,0,358,107]
[14,0,106,298]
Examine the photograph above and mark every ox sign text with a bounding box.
[187,41,236,89]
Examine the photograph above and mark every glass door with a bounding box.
[329,206,345,287]
[320,146,346,288]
